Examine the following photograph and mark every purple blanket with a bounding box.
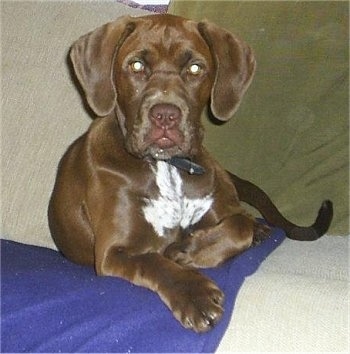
[1,226,284,353]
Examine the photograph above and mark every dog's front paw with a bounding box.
[164,270,224,332]
[164,239,194,267]
[251,221,271,246]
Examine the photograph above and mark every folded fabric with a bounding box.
[1,226,285,353]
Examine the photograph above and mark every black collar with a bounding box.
[167,156,205,175]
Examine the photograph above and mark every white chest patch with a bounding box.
[142,161,213,237]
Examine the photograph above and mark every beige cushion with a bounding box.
[217,235,349,352]
[2,1,150,249]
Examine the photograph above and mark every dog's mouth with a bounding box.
[126,125,187,161]
[155,137,175,149]
[145,134,185,160]
[148,128,184,150]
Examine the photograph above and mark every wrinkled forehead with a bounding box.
[117,15,212,65]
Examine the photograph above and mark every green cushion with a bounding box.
[169,1,349,235]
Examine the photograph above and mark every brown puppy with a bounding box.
[49,14,332,332]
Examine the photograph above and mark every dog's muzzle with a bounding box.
[148,103,184,150]
[126,91,193,160]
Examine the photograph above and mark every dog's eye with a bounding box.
[187,63,202,75]
[129,60,145,73]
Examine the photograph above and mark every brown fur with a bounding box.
[49,14,332,332]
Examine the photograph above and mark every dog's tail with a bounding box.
[227,171,333,240]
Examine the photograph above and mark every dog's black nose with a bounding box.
[150,104,181,129]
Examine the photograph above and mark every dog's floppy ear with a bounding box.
[70,16,136,117]
[198,21,256,121]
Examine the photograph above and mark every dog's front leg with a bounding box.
[164,213,269,268]
[97,246,224,332]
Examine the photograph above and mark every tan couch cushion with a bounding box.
[217,235,349,352]
[2,1,150,249]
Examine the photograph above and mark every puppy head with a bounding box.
[70,14,255,159]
